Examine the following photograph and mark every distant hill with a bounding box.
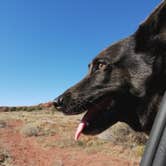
[0,102,55,112]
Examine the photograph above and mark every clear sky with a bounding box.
[0,0,160,106]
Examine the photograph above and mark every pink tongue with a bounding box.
[74,122,86,141]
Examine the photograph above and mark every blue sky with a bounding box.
[0,0,160,106]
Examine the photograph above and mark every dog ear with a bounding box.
[135,1,166,52]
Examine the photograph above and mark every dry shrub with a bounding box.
[0,147,11,166]
[0,120,7,128]
[20,124,40,137]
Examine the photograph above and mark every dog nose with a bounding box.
[53,96,64,108]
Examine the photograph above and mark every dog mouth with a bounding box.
[54,94,117,141]
[74,97,113,140]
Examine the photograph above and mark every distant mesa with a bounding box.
[0,101,55,112]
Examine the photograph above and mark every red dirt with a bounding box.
[0,119,140,166]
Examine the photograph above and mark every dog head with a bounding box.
[54,1,166,140]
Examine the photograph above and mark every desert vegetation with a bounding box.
[0,103,148,166]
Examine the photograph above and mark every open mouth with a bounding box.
[74,97,113,141]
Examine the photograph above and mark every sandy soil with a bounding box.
[0,110,142,166]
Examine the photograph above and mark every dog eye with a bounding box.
[98,63,106,70]
[89,61,112,74]
[96,62,107,71]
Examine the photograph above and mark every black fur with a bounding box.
[54,1,166,136]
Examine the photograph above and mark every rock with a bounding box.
[97,122,148,146]
[39,102,54,108]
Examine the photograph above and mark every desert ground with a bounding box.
[0,104,148,166]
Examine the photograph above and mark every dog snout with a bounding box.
[53,95,64,110]
[53,92,72,111]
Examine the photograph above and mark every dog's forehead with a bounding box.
[93,37,134,64]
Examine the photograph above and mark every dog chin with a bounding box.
[82,126,106,135]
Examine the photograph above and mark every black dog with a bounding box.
[54,1,166,140]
